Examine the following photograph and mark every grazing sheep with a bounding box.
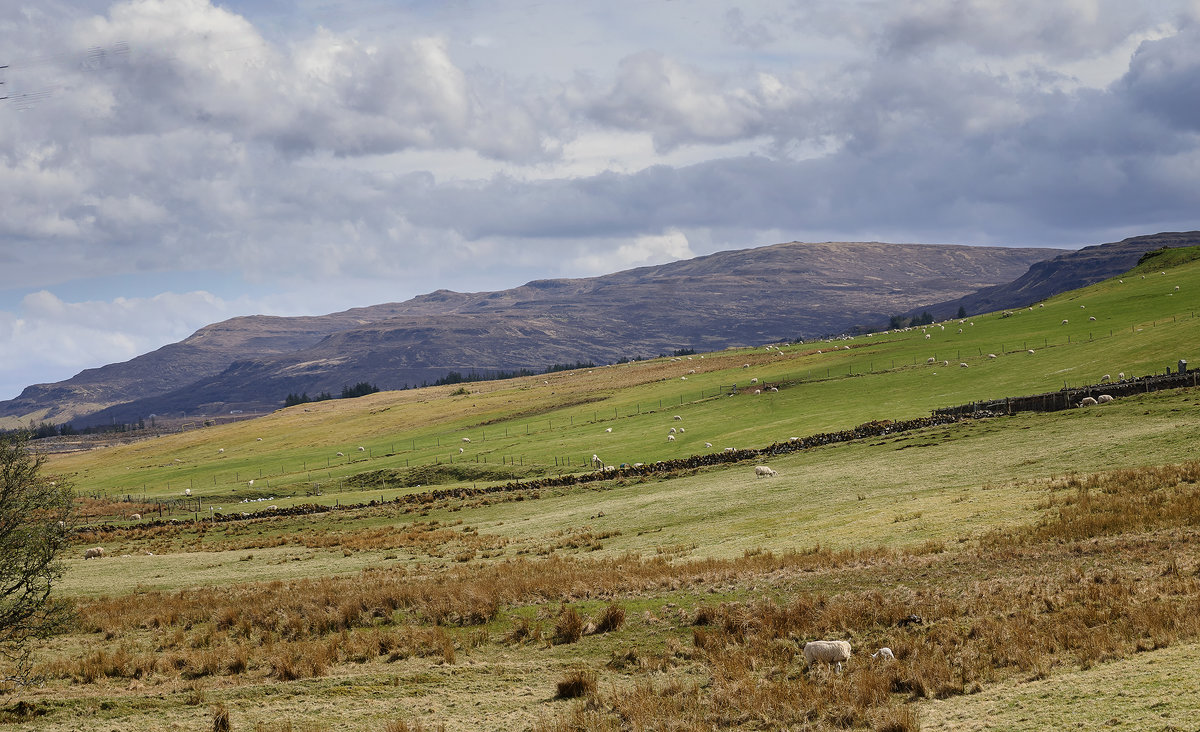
[750,377,758,384]
[1175,285,1180,290]
[1061,319,1069,325]
[130,514,141,521]
[674,415,682,421]
[681,376,687,380]
[1118,372,1125,379]
[605,427,612,433]
[257,437,263,441]
[1100,374,1111,382]
[1080,305,1086,309]
[872,647,896,660]
[667,435,676,442]
[84,547,105,560]
[248,479,254,487]
[742,364,750,369]
[688,369,696,374]
[218,448,225,454]
[592,455,603,469]
[459,447,464,453]
[803,640,852,671]
[1097,394,1114,403]
[679,428,685,433]
[1027,349,1035,355]
[724,447,735,453]
[957,328,963,333]
[1039,303,1045,307]
[184,489,192,496]
[959,363,968,368]
[462,437,471,443]
[927,357,936,364]
[941,361,949,367]
[705,442,713,448]
[925,334,931,339]
[755,466,778,478]
[1079,396,1099,407]
[1089,316,1097,321]
[754,389,762,394]
[357,446,365,452]
[987,353,997,359]
[789,437,800,442]
[670,427,677,434]
[336,452,344,457]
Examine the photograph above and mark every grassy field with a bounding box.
[6,247,1200,730]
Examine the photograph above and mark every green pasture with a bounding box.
[48,247,1200,511]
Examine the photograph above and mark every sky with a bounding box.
[2,0,1199,401]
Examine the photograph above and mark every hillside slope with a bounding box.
[913,231,1200,319]
[5,241,1060,427]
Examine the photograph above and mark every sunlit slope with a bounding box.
[47,248,1200,502]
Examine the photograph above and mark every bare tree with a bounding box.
[0,434,73,685]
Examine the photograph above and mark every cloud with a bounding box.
[572,228,696,274]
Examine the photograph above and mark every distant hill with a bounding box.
[0,240,1068,428]
[912,231,1200,320]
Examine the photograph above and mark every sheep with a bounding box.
[1027,349,1035,355]
[130,514,141,521]
[941,360,949,367]
[679,428,685,433]
[1061,319,1069,325]
[1079,396,1099,407]
[789,437,800,442]
[957,328,963,333]
[84,547,105,560]
[462,437,471,443]
[267,505,277,510]
[1097,394,1114,403]
[705,442,713,448]
[1080,305,1086,309]
[872,647,896,660]
[592,454,603,469]
[803,640,852,671]
[927,357,936,364]
[1119,279,1124,283]
[184,489,192,496]
[673,415,682,421]
[688,369,696,374]
[605,427,612,433]
[959,363,968,368]
[336,451,344,457]
[681,376,687,380]
[754,389,762,394]
[750,378,758,384]
[670,427,677,434]
[724,447,735,453]
[357,446,365,452]
[1089,316,1097,321]
[248,479,254,487]
[769,386,779,392]
[1039,303,1045,307]
[925,334,931,339]
[257,437,263,441]
[987,353,997,359]
[755,466,777,478]
[1175,285,1180,290]
[1100,374,1111,382]
[742,364,750,369]
[667,435,676,442]
[218,448,225,454]
[459,447,464,453]
[1118,372,1125,379]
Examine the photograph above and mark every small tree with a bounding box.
[957,305,968,319]
[0,434,73,685]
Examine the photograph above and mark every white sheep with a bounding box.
[184,489,192,497]
[336,452,344,457]
[592,454,603,469]
[1100,374,1111,382]
[1097,394,1114,403]
[941,360,949,367]
[754,466,777,478]
[750,378,758,384]
[130,513,141,521]
[84,547,105,560]
[668,435,676,442]
[803,640,852,671]
[705,442,713,448]
[681,376,687,380]
[987,353,997,359]
[462,437,471,443]
[789,437,799,442]
[674,415,682,421]
[925,334,931,340]
[1079,396,1098,407]
[605,427,612,433]
[959,363,968,368]
[1080,305,1086,309]
[872,647,895,660]
[669,427,677,434]
[679,428,685,433]
[1118,372,1125,379]
[459,447,464,453]
[1039,303,1045,307]
[724,447,735,453]
[1027,349,1035,355]
[754,389,762,394]
[357,446,366,452]
[742,364,750,369]
[927,357,936,364]
[1061,319,1069,325]
[218,448,225,454]
[248,479,254,487]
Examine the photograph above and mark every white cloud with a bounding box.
[572,228,696,274]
